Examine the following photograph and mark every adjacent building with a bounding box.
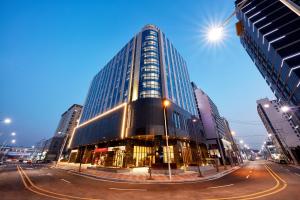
[257,98,300,164]
[45,104,82,161]
[191,83,238,165]
[235,0,300,124]
[69,24,207,169]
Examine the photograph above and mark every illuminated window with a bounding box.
[163,146,174,163]
[142,65,159,72]
[144,58,159,65]
[143,52,158,58]
[149,30,157,36]
[140,90,161,98]
[145,35,157,41]
[133,146,153,166]
[143,46,157,51]
[142,73,159,80]
[143,40,157,46]
[142,81,160,89]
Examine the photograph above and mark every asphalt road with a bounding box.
[0,160,300,200]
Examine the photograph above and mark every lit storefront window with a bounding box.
[133,146,153,166]
[163,146,174,163]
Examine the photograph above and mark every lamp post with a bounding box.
[0,132,16,150]
[1,139,16,163]
[192,118,203,177]
[162,98,172,181]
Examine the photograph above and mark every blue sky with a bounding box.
[0,0,274,149]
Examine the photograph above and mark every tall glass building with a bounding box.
[69,25,206,169]
[235,0,300,123]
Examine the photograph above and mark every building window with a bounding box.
[172,112,181,129]
[133,146,153,166]
[163,146,174,163]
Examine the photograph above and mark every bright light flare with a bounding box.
[268,133,272,137]
[206,25,224,43]
[281,105,290,112]
[3,118,11,124]
[11,132,16,136]
[163,99,170,108]
[11,139,16,144]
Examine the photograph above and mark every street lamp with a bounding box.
[11,139,16,144]
[205,0,250,44]
[2,118,12,124]
[206,25,225,43]
[11,132,16,136]
[162,98,172,181]
[191,117,203,177]
[281,105,290,113]
[231,131,236,136]
[239,140,244,144]
[263,104,270,108]
[268,133,272,137]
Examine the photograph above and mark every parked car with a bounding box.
[279,159,288,164]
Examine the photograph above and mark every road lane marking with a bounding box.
[17,165,66,200]
[208,184,234,189]
[60,179,71,184]
[109,187,147,191]
[18,165,103,200]
[294,173,300,177]
[205,164,287,200]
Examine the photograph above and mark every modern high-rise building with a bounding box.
[69,25,207,169]
[257,98,300,164]
[235,0,300,122]
[46,104,82,161]
[191,83,237,165]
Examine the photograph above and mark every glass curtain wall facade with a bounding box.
[69,24,206,169]
[80,39,135,123]
[235,0,300,123]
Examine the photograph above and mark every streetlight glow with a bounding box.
[11,139,16,144]
[3,118,12,124]
[163,99,170,108]
[206,25,224,43]
[268,133,272,137]
[231,131,236,136]
[11,132,16,136]
[239,140,244,144]
[281,105,290,112]
[263,104,270,108]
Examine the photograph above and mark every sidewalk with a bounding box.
[289,164,300,170]
[55,162,240,183]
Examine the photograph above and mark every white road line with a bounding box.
[109,188,147,191]
[246,175,250,179]
[60,179,71,184]
[208,184,234,189]
[294,173,300,177]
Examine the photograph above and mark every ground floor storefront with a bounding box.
[69,136,208,169]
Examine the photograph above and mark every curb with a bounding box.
[55,165,241,184]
